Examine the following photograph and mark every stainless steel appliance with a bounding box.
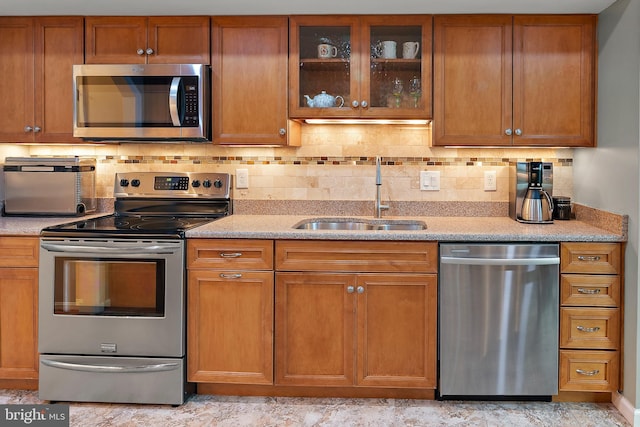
[509,162,554,223]
[439,243,560,399]
[3,157,96,216]
[73,64,210,141]
[38,172,231,405]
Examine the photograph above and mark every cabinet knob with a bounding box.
[34,126,41,133]
[347,286,355,294]
[279,128,286,136]
[24,126,33,132]
[357,286,365,294]
[360,100,368,109]
[515,128,522,136]
[146,48,154,55]
[505,128,513,136]
[351,100,359,108]
[136,49,145,55]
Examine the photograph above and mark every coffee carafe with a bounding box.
[509,162,554,223]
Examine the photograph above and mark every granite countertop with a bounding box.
[0,213,108,236]
[186,215,625,242]
[0,211,624,242]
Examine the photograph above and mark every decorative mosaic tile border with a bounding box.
[99,155,573,167]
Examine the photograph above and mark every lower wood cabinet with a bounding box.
[559,242,622,392]
[188,238,437,395]
[187,239,274,384]
[0,237,39,381]
[275,272,436,388]
[275,240,438,389]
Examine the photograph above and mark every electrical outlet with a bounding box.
[484,171,497,191]
[236,168,249,189]
[420,171,440,191]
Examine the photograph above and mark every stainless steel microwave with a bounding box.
[73,64,210,141]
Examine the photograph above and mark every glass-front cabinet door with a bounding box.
[289,16,360,118]
[289,15,432,119]
[362,16,432,118]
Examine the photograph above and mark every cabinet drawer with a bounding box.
[561,274,620,307]
[0,237,39,268]
[560,308,619,350]
[559,350,619,392]
[275,240,438,273]
[188,239,273,270]
[560,243,620,274]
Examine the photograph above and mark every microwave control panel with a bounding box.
[183,77,199,127]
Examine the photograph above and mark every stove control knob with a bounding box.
[202,179,212,188]
[192,180,201,188]
[131,179,141,187]
[213,179,223,188]
[120,179,129,187]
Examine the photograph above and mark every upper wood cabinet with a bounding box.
[0,17,83,143]
[85,16,210,64]
[289,15,432,119]
[212,16,299,146]
[433,15,596,147]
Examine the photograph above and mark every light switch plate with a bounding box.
[236,168,249,189]
[484,171,497,191]
[420,171,440,191]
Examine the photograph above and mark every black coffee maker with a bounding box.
[509,162,554,223]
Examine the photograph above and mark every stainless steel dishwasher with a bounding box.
[439,243,560,399]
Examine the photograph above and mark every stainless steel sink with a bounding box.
[293,218,427,231]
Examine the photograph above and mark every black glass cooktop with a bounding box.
[41,214,219,238]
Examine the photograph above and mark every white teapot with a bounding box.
[304,91,345,108]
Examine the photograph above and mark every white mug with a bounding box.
[402,41,420,59]
[318,44,338,59]
[378,40,397,59]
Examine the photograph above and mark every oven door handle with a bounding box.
[41,242,182,254]
[41,359,180,373]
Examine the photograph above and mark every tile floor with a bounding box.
[0,389,632,426]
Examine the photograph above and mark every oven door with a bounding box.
[39,238,185,357]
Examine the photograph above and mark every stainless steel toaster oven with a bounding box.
[3,157,96,216]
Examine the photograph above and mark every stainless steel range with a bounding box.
[38,172,231,405]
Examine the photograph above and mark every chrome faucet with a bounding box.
[375,156,390,218]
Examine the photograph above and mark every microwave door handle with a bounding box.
[169,77,181,126]
[41,242,182,254]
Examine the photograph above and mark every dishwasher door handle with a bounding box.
[440,256,560,266]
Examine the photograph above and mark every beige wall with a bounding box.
[5,124,573,203]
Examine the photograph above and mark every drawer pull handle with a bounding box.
[577,288,602,294]
[220,252,242,258]
[577,255,601,262]
[219,273,242,279]
[576,369,600,376]
[577,325,600,333]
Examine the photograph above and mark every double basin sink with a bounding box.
[294,218,427,231]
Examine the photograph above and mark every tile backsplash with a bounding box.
[10,124,574,204]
